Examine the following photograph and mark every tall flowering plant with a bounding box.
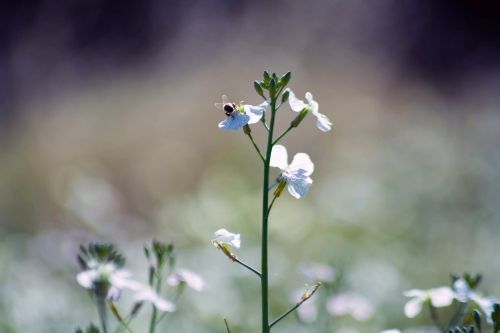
[213,71,332,333]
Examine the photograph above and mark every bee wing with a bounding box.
[214,95,230,109]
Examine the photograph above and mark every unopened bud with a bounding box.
[301,282,321,301]
[290,108,311,128]
[254,81,265,98]
[243,124,251,135]
[281,90,290,104]
[280,72,291,87]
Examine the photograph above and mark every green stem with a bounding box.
[97,297,108,333]
[148,269,162,333]
[269,303,301,329]
[234,257,262,277]
[224,318,231,333]
[261,94,278,333]
[261,119,270,132]
[269,283,320,329]
[247,133,265,163]
[272,126,293,146]
[268,195,278,216]
[429,303,444,333]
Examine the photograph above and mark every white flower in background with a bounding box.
[299,263,336,283]
[215,95,268,130]
[286,89,332,132]
[212,228,241,249]
[381,330,401,333]
[77,263,175,312]
[454,278,499,323]
[327,292,375,321]
[270,145,314,199]
[403,287,454,318]
[167,269,204,291]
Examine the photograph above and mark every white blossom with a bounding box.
[212,228,241,249]
[286,89,332,132]
[270,145,314,199]
[299,263,336,283]
[327,292,375,321]
[453,278,499,323]
[167,269,204,291]
[403,287,454,318]
[77,263,175,312]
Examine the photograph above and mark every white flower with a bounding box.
[403,287,454,318]
[453,278,499,323]
[381,330,401,333]
[286,89,332,132]
[212,228,241,249]
[326,292,375,321]
[270,145,314,199]
[77,263,175,312]
[299,263,336,283]
[167,269,204,291]
[215,95,268,130]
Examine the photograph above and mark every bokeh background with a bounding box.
[1,1,500,332]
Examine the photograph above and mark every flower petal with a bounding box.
[286,174,313,199]
[315,113,332,132]
[404,297,423,318]
[305,92,318,114]
[214,228,241,248]
[77,270,97,289]
[244,102,267,124]
[167,269,204,291]
[429,287,454,307]
[218,112,250,130]
[134,289,176,312]
[403,289,426,298]
[287,89,307,112]
[270,145,288,170]
[289,153,314,176]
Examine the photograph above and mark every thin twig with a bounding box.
[224,318,231,333]
[272,126,293,146]
[247,133,265,163]
[234,257,262,278]
[269,283,321,329]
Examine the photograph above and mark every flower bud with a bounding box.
[281,90,290,104]
[254,81,265,99]
[243,124,251,135]
[280,72,291,87]
[290,107,311,128]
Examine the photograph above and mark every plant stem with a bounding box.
[261,93,278,333]
[247,133,265,163]
[268,195,278,216]
[234,257,262,277]
[97,297,108,333]
[429,303,444,333]
[148,270,162,333]
[272,126,293,146]
[224,318,231,333]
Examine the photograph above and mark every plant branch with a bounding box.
[224,318,231,333]
[429,303,444,333]
[234,257,262,278]
[272,126,293,146]
[269,283,321,329]
[247,133,265,163]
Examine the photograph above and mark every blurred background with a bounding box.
[1,0,500,332]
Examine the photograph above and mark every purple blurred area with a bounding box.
[2,0,500,126]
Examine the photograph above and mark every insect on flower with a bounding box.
[215,95,268,130]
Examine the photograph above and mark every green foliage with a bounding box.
[78,243,125,269]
